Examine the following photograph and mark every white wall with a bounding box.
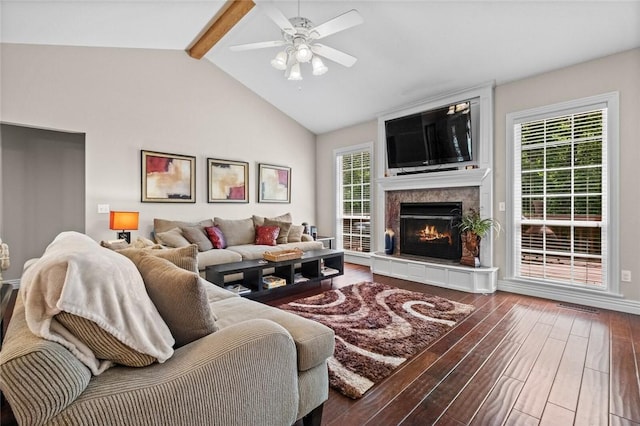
[1,44,317,245]
[317,48,640,306]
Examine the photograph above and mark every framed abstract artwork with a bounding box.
[258,163,291,203]
[207,158,249,203]
[141,150,196,203]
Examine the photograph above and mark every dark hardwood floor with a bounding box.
[277,263,640,426]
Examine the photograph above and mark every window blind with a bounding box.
[514,108,607,288]
[338,150,371,253]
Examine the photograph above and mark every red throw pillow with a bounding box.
[255,225,280,246]
[204,226,227,249]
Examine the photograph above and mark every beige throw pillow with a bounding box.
[136,255,218,348]
[155,227,190,248]
[252,212,292,228]
[264,219,292,244]
[287,225,304,243]
[117,245,199,273]
[154,218,214,234]
[181,226,214,252]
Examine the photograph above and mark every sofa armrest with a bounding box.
[51,319,300,426]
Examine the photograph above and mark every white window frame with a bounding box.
[334,142,374,257]
[506,92,619,295]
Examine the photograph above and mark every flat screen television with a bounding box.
[385,101,474,169]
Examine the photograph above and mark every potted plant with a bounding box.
[457,209,501,267]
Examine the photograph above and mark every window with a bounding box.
[508,93,618,292]
[336,145,372,253]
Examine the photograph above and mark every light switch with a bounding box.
[97,204,110,214]
[499,202,506,212]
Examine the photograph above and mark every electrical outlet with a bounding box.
[499,202,506,212]
[621,270,631,282]
[97,204,110,214]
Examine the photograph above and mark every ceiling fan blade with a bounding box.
[311,44,357,67]
[311,10,363,40]
[230,40,286,51]
[256,2,295,36]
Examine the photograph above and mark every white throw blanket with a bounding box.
[21,231,174,375]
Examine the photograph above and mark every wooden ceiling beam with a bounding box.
[187,0,255,60]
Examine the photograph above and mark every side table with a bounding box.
[315,236,335,249]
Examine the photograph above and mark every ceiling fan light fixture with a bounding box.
[270,51,288,70]
[288,62,303,80]
[295,42,313,63]
[311,56,328,76]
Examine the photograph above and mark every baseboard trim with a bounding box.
[344,252,371,267]
[498,279,640,315]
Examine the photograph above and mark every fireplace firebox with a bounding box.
[400,202,462,260]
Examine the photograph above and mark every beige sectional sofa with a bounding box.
[0,232,334,425]
[152,213,324,276]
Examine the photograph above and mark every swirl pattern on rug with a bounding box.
[279,281,475,399]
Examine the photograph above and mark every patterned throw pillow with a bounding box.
[263,219,292,244]
[204,226,227,249]
[254,225,280,246]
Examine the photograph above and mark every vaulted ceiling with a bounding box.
[2,1,639,134]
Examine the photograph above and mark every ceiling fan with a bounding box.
[229,1,364,80]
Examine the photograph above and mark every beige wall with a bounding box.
[494,48,640,302]
[315,120,377,237]
[317,48,640,305]
[1,44,317,245]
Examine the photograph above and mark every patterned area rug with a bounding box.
[279,282,475,399]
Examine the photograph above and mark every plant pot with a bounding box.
[460,231,481,267]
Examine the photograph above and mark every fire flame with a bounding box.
[417,225,452,244]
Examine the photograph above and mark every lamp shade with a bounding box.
[109,211,139,231]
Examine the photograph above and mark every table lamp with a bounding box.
[109,211,139,243]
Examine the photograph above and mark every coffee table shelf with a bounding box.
[205,249,344,299]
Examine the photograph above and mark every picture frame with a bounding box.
[258,163,291,203]
[141,150,196,203]
[207,158,249,203]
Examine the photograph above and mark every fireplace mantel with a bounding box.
[376,167,490,191]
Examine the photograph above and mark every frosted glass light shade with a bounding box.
[288,62,302,80]
[270,51,288,70]
[312,56,328,76]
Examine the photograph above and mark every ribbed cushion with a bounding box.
[0,298,91,425]
[48,320,299,426]
[287,225,304,243]
[212,297,334,371]
[118,245,199,273]
[56,312,156,367]
[136,255,218,348]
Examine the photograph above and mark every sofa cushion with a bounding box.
[155,227,191,248]
[136,254,218,348]
[287,225,304,243]
[204,225,227,249]
[252,212,292,227]
[197,249,243,270]
[56,312,156,367]
[211,297,334,372]
[226,244,276,260]
[181,226,214,252]
[255,225,280,246]
[264,219,291,244]
[214,217,255,246]
[277,241,325,252]
[117,245,199,273]
[154,218,214,234]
